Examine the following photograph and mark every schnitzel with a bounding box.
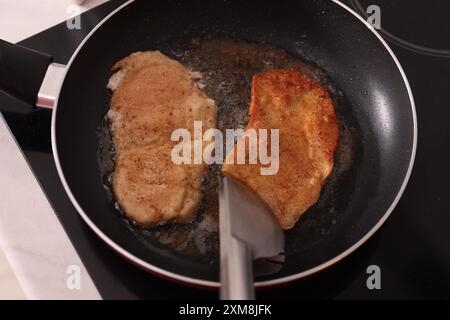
[107,51,216,226]
[222,69,339,229]
[107,52,337,230]
[223,69,339,229]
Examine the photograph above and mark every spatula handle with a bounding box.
[220,237,255,300]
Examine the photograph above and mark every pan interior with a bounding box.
[98,38,361,267]
[55,0,415,283]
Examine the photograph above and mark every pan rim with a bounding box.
[51,0,417,289]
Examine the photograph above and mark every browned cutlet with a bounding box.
[222,69,339,229]
[108,51,216,226]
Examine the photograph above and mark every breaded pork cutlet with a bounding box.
[108,51,216,226]
[223,69,339,229]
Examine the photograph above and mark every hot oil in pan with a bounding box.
[98,39,361,263]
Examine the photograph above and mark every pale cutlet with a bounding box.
[222,69,339,229]
[108,51,216,226]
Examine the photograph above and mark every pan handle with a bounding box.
[0,39,63,110]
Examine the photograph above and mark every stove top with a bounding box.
[1,0,449,299]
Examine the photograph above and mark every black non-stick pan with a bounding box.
[0,0,416,288]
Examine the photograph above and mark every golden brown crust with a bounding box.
[109,51,216,226]
[222,69,339,229]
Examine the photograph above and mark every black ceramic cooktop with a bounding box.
[0,0,449,299]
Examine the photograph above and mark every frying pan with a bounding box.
[0,0,416,288]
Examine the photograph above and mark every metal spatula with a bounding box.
[219,176,285,300]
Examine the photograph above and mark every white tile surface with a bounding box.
[0,0,109,43]
[0,250,25,300]
[0,115,101,299]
